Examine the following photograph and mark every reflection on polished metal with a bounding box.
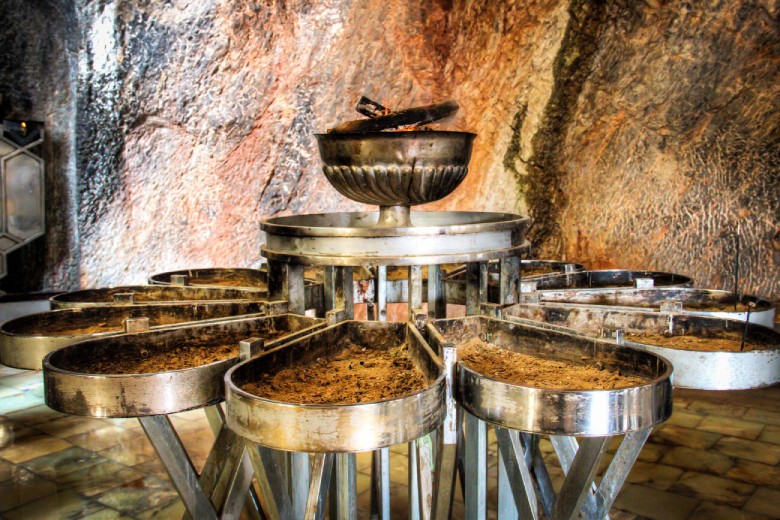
[428,316,673,436]
[225,320,445,452]
[148,266,325,314]
[0,302,271,370]
[43,314,324,417]
[427,316,671,519]
[261,211,531,266]
[502,303,780,390]
[529,286,776,327]
[50,285,267,309]
[533,269,693,291]
[316,131,476,227]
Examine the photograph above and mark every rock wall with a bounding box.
[1,0,777,299]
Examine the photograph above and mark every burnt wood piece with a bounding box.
[329,100,459,133]
[356,96,392,118]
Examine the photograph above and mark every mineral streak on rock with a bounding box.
[0,0,776,300]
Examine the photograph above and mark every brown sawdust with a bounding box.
[626,330,770,352]
[458,337,647,390]
[73,344,238,374]
[242,342,426,405]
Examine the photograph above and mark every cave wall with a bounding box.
[2,0,777,299]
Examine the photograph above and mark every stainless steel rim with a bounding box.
[429,316,674,436]
[43,314,325,417]
[225,321,445,452]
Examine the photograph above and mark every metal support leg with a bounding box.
[409,440,421,520]
[465,262,487,315]
[499,256,521,305]
[376,266,387,322]
[494,427,538,520]
[552,436,610,520]
[417,433,436,520]
[269,260,305,313]
[139,416,218,520]
[428,264,445,319]
[498,453,519,520]
[335,452,357,520]
[337,267,354,320]
[464,412,487,519]
[594,429,652,518]
[291,452,311,519]
[409,265,423,321]
[305,453,334,520]
[246,442,293,520]
[370,448,391,520]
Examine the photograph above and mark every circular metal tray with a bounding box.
[43,314,324,417]
[0,302,268,370]
[225,320,445,452]
[149,267,271,289]
[428,316,673,436]
[502,303,780,390]
[533,287,775,327]
[261,211,531,266]
[50,285,265,309]
[531,270,692,290]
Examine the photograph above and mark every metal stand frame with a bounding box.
[139,404,262,520]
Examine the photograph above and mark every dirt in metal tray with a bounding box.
[71,330,288,374]
[187,273,264,288]
[43,316,185,336]
[242,342,426,405]
[626,330,770,352]
[521,266,558,277]
[458,337,647,390]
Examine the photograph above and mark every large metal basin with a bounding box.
[43,314,324,417]
[503,303,780,390]
[533,287,775,327]
[0,302,269,370]
[50,285,265,309]
[225,320,445,452]
[428,316,673,436]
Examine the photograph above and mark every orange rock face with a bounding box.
[58,1,779,298]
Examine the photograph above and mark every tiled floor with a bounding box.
[1,364,779,519]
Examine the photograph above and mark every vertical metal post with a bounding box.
[336,266,354,320]
[464,412,487,519]
[246,442,293,520]
[324,266,336,312]
[428,264,445,319]
[417,433,435,520]
[494,427,538,520]
[291,452,311,519]
[498,454,519,520]
[465,263,480,316]
[409,265,423,320]
[370,448,391,520]
[287,263,306,315]
[335,452,357,520]
[432,343,459,520]
[268,260,289,302]
[499,256,521,305]
[376,266,387,321]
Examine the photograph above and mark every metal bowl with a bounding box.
[316,131,476,207]
[502,303,780,390]
[225,320,445,452]
[0,302,269,370]
[50,285,265,309]
[428,316,673,436]
[43,314,324,418]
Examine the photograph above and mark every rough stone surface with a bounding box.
[0,0,777,299]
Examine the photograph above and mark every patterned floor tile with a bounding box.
[94,475,179,515]
[22,445,105,479]
[2,489,105,520]
[0,467,59,513]
[744,487,780,518]
[0,432,72,463]
[669,471,755,508]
